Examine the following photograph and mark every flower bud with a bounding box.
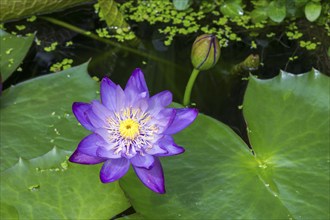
[191,34,221,71]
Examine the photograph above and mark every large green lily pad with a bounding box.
[0,63,130,219]
[1,148,128,219]
[119,69,329,219]
[0,30,34,82]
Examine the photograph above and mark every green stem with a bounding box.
[183,68,200,106]
[39,16,177,67]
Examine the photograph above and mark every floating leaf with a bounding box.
[267,0,286,23]
[0,30,34,82]
[304,2,322,22]
[173,0,192,11]
[1,148,129,219]
[220,1,244,18]
[0,0,94,22]
[120,70,329,219]
[0,63,130,218]
[250,8,268,23]
[98,0,130,29]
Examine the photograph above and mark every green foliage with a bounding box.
[44,42,58,52]
[95,0,136,42]
[120,69,329,219]
[120,1,205,46]
[299,40,320,50]
[0,30,34,82]
[118,0,329,54]
[50,58,74,72]
[97,0,129,28]
[0,63,130,219]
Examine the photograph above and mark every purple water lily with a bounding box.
[69,68,198,193]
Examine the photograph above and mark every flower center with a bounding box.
[119,118,140,140]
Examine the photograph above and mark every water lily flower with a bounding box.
[69,69,198,193]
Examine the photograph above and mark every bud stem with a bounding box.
[183,68,200,106]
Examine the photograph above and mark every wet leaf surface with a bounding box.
[120,70,329,219]
[0,30,34,82]
[0,63,130,219]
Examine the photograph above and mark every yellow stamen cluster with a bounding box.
[105,107,159,156]
[119,118,140,140]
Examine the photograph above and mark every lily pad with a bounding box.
[220,1,244,18]
[0,63,130,219]
[173,0,192,11]
[1,148,129,219]
[119,69,329,219]
[267,0,286,23]
[304,2,322,22]
[243,69,329,218]
[0,30,34,82]
[250,8,268,23]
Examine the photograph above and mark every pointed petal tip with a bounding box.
[101,76,117,89]
[72,101,89,113]
[100,76,118,111]
[190,107,199,117]
[100,158,130,183]
[164,108,199,135]
[71,102,95,131]
[156,136,185,157]
[133,158,165,194]
[153,186,166,194]
[130,154,155,169]
[147,179,166,194]
[69,150,105,165]
[132,67,143,74]
[130,68,145,80]
[174,145,185,155]
[100,173,115,183]
[101,76,114,83]
[128,68,147,87]
[68,153,76,163]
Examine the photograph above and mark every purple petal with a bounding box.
[150,90,172,107]
[76,133,103,157]
[153,108,176,133]
[156,135,185,156]
[135,98,149,113]
[72,102,94,131]
[97,146,121,159]
[85,109,106,129]
[147,90,173,115]
[69,150,106,164]
[133,157,165,194]
[100,158,130,183]
[91,100,113,124]
[125,68,149,96]
[94,128,111,143]
[164,108,198,134]
[101,77,117,111]
[115,85,127,111]
[146,144,167,155]
[130,154,155,169]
